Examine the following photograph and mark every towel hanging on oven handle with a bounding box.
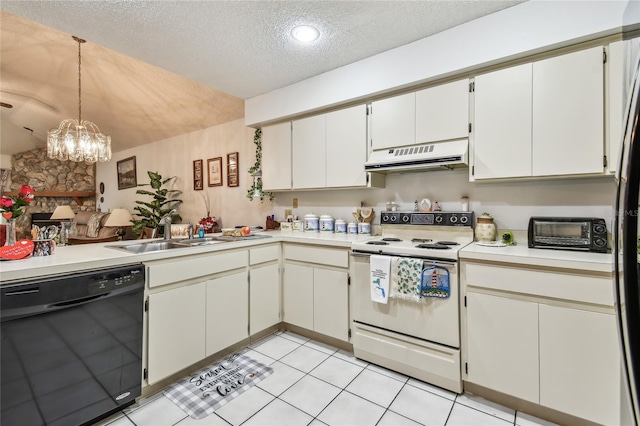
[420,263,450,299]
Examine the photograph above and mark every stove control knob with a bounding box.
[402,214,410,223]
[382,214,389,223]
[435,215,443,224]
[449,215,458,223]
[460,215,469,224]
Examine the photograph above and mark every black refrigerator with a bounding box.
[615,36,640,425]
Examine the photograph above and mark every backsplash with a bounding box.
[270,169,617,235]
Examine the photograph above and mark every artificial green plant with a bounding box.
[131,171,183,237]
[246,128,274,202]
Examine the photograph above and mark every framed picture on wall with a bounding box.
[227,152,239,187]
[116,156,137,190]
[207,157,223,187]
[193,159,203,190]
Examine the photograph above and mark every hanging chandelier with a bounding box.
[47,36,111,163]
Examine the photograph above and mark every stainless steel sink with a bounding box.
[107,233,270,254]
[174,237,224,246]
[107,240,190,254]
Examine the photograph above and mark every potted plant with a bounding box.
[246,128,274,202]
[132,171,182,237]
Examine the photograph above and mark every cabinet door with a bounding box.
[539,304,620,425]
[292,115,326,189]
[473,63,533,179]
[147,282,206,384]
[326,104,368,188]
[205,271,249,357]
[283,262,314,330]
[416,79,469,144]
[371,92,415,150]
[250,263,281,334]
[466,292,539,403]
[262,122,292,190]
[532,47,604,176]
[313,268,349,341]
[607,40,624,174]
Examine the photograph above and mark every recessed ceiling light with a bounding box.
[291,25,320,43]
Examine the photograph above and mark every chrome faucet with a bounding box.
[160,209,177,240]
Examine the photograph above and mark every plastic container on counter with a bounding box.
[304,214,319,232]
[319,215,335,232]
[348,222,358,234]
[358,222,371,235]
[335,219,347,234]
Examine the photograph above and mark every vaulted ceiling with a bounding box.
[0,1,523,157]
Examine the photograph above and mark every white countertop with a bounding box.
[0,230,377,284]
[460,242,614,273]
[1,230,613,283]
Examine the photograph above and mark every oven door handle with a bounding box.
[351,251,457,269]
[351,251,373,258]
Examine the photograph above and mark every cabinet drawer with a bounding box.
[148,251,247,288]
[284,244,348,268]
[464,262,613,306]
[250,244,280,265]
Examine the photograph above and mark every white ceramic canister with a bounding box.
[335,219,347,234]
[304,214,319,232]
[347,222,358,234]
[319,215,335,232]
[358,222,371,235]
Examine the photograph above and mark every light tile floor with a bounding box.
[96,332,558,426]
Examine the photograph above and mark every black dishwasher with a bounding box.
[1,264,145,426]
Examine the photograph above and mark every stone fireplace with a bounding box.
[5,148,97,239]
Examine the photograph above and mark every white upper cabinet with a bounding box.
[371,92,416,150]
[291,104,377,190]
[472,46,605,180]
[473,63,533,179]
[326,104,368,188]
[532,46,604,176]
[262,122,292,190]
[416,79,469,143]
[371,80,470,151]
[293,115,326,189]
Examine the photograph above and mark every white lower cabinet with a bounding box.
[283,263,314,330]
[313,268,349,341]
[147,282,206,385]
[283,244,350,342]
[462,260,621,425]
[466,292,539,403]
[205,271,249,357]
[539,304,620,425]
[250,263,281,334]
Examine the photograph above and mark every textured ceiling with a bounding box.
[0,0,523,157]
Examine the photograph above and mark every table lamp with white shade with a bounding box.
[104,208,133,240]
[50,205,76,245]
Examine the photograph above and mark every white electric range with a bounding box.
[350,211,474,393]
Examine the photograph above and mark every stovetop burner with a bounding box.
[415,243,451,250]
[437,241,459,246]
[411,238,433,243]
[367,241,389,245]
[382,237,402,242]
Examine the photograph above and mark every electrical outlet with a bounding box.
[292,198,298,208]
[284,209,292,219]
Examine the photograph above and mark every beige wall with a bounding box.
[96,118,274,230]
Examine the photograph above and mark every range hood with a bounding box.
[364,139,468,173]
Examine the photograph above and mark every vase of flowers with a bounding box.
[0,185,36,246]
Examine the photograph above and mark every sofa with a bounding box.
[68,211,134,244]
